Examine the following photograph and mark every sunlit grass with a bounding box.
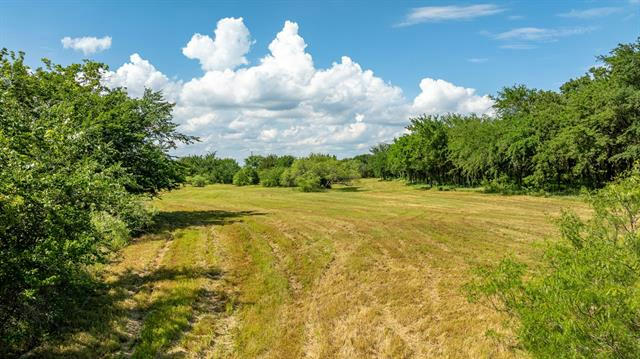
[33,179,587,358]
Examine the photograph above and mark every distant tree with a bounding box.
[366,39,640,191]
[348,154,374,178]
[190,175,207,187]
[179,153,240,184]
[244,154,266,170]
[259,167,286,187]
[287,154,360,190]
[369,143,393,180]
[233,167,259,186]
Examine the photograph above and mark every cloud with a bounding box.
[182,17,252,71]
[106,19,493,159]
[412,78,494,116]
[103,53,181,100]
[490,26,594,49]
[558,7,622,19]
[493,27,594,42]
[398,4,505,26]
[499,44,537,50]
[468,58,488,63]
[61,36,111,55]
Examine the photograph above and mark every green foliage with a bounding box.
[466,167,640,358]
[295,172,323,192]
[244,154,295,170]
[0,49,188,354]
[191,175,207,187]
[178,153,240,184]
[346,154,375,178]
[368,39,640,191]
[387,115,452,184]
[233,167,259,186]
[231,153,359,191]
[259,166,286,187]
[90,211,130,251]
[280,168,296,187]
[288,154,360,189]
[369,143,393,180]
[238,154,296,187]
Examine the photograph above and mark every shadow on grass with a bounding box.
[333,186,366,193]
[150,209,267,233]
[26,209,262,358]
[28,266,241,358]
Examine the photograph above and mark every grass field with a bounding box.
[33,179,587,358]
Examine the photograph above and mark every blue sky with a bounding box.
[1,1,639,159]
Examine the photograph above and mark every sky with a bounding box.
[1,0,639,160]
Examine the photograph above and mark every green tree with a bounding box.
[179,153,240,184]
[259,166,286,187]
[0,50,191,354]
[466,168,640,358]
[233,167,259,186]
[287,154,359,190]
[369,143,393,180]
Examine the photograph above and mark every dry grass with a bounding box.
[34,179,587,358]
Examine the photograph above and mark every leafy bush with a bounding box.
[191,175,207,187]
[179,153,240,184]
[287,154,360,189]
[245,154,295,170]
[90,211,130,251]
[466,168,640,358]
[280,168,296,187]
[481,177,522,195]
[295,172,323,192]
[0,50,188,355]
[259,167,286,187]
[116,197,157,236]
[233,167,259,186]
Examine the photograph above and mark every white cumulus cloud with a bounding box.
[103,53,181,100]
[61,36,111,55]
[412,78,494,116]
[106,19,494,159]
[182,17,252,71]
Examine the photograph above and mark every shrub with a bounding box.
[90,211,130,251]
[466,168,640,358]
[233,167,259,186]
[179,154,240,184]
[191,175,207,187]
[296,172,323,192]
[259,167,285,187]
[482,177,522,194]
[0,50,187,355]
[114,197,156,236]
[287,154,360,189]
[280,168,296,187]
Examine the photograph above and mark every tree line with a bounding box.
[197,39,639,195]
[179,153,360,192]
[356,40,640,192]
[182,38,639,196]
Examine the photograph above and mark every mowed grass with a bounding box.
[33,179,587,358]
